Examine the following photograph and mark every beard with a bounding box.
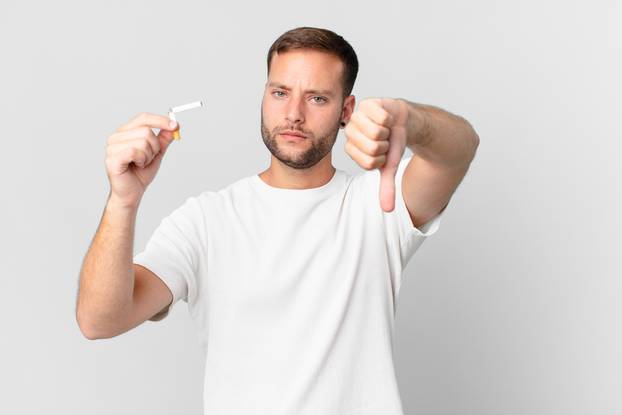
[260,112,340,170]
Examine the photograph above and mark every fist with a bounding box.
[344,98,409,212]
[105,112,180,208]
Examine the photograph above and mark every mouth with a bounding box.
[281,129,307,137]
[280,130,308,141]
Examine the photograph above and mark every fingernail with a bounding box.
[169,120,177,129]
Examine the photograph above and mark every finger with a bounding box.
[156,124,179,144]
[107,146,150,175]
[107,137,156,163]
[378,133,404,212]
[360,99,394,127]
[350,111,391,141]
[345,123,390,157]
[345,139,387,170]
[116,112,178,133]
[156,131,176,157]
[379,165,396,213]
[108,126,161,154]
[108,133,158,161]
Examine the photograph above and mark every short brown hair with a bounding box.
[266,27,359,100]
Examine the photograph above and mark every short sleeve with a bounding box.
[133,196,204,320]
[382,155,446,268]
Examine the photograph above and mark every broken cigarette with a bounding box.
[168,100,203,140]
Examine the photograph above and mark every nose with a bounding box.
[285,94,305,125]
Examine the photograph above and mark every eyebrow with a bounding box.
[267,82,335,97]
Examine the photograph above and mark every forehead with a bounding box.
[268,49,343,90]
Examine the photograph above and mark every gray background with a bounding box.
[1,0,620,414]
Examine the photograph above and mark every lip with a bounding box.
[280,130,307,138]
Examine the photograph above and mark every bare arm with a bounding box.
[75,193,174,339]
[403,100,479,168]
[76,194,135,339]
[400,100,479,228]
[76,112,179,340]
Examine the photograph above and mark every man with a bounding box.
[77,27,479,415]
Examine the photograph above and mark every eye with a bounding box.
[272,90,286,98]
[312,96,327,104]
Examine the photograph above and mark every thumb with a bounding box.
[157,127,178,156]
[379,131,406,212]
[148,135,174,170]
[159,135,175,155]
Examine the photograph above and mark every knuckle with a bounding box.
[368,141,381,155]
[372,125,386,139]
[367,127,378,140]
[379,111,390,125]
[151,139,161,153]
[140,139,151,152]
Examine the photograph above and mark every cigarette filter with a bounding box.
[168,100,204,141]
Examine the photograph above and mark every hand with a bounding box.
[344,98,409,212]
[105,112,180,208]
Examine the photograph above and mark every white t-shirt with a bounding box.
[133,154,445,415]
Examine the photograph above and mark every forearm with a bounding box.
[400,99,480,168]
[76,193,138,338]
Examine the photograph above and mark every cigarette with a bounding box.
[168,100,204,140]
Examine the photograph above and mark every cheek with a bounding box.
[263,101,294,131]
[314,108,341,128]
[261,100,273,119]
[262,99,280,120]
[262,108,275,125]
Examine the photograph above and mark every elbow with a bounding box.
[76,307,110,340]
[472,130,480,150]
[453,115,480,165]
[76,314,101,340]
[468,120,480,147]
[465,122,480,161]
[470,133,480,161]
[462,117,479,148]
[76,307,129,340]
[472,131,480,148]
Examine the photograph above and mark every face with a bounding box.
[261,49,352,169]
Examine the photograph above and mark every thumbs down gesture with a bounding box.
[344,98,410,212]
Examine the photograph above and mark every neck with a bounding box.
[258,154,336,190]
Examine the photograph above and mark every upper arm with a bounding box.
[88,265,173,339]
[401,153,472,229]
[102,265,173,338]
[132,264,174,324]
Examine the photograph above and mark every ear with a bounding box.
[340,95,356,127]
